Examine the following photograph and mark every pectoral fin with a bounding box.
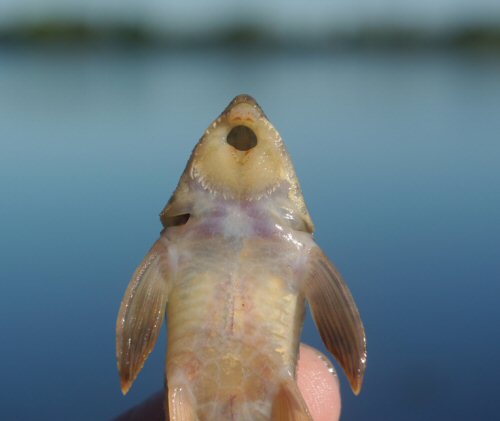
[116,238,171,394]
[303,247,367,394]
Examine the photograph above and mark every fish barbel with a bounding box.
[116,95,367,420]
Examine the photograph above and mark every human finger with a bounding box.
[297,343,341,421]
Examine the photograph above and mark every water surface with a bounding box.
[1,47,499,420]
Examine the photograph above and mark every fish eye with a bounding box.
[226,125,257,151]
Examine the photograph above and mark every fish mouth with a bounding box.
[226,125,258,151]
[223,94,264,152]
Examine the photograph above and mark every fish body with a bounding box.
[117,95,367,421]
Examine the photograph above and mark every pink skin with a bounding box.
[114,344,341,421]
[298,344,341,421]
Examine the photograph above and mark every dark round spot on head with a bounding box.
[226,125,257,151]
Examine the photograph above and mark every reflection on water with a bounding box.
[1,47,499,420]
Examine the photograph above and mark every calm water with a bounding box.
[1,47,499,420]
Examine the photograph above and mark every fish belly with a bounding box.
[166,245,305,420]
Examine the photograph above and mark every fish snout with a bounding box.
[226,99,261,123]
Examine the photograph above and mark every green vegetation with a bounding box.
[0,22,150,46]
[1,20,500,52]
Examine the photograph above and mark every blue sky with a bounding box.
[1,0,500,29]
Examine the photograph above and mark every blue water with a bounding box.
[1,47,499,420]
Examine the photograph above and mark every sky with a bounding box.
[1,0,500,30]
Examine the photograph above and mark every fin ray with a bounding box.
[271,379,313,421]
[304,247,367,394]
[116,238,171,394]
[168,386,199,421]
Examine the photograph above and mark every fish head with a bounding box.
[191,94,291,199]
[161,94,314,233]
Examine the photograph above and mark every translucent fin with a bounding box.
[116,238,171,394]
[168,386,199,421]
[271,379,313,421]
[304,247,367,395]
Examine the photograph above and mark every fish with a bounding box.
[116,94,367,421]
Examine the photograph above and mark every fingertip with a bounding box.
[297,344,341,421]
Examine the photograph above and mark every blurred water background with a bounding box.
[1,1,500,420]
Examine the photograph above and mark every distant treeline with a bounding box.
[1,21,500,52]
